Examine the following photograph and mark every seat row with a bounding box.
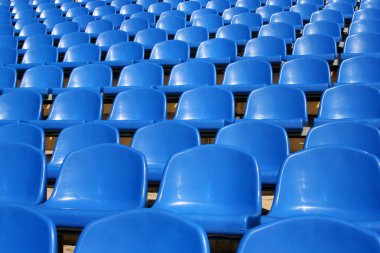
[3,205,380,253]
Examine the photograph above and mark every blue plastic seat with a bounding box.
[0,9,10,20]
[57,32,90,52]
[239,216,380,253]
[57,43,100,68]
[290,4,318,22]
[72,14,95,31]
[216,121,288,184]
[18,23,47,40]
[30,89,102,130]
[36,3,56,13]
[119,4,144,18]
[19,34,53,54]
[14,18,39,33]
[99,41,143,67]
[132,121,200,181]
[85,19,113,38]
[156,15,186,36]
[266,0,292,10]
[177,0,201,15]
[39,8,62,19]
[352,8,380,22]
[159,9,186,19]
[335,56,380,87]
[349,19,380,35]
[269,11,303,30]
[341,33,380,60]
[305,122,380,158]
[66,6,89,19]
[196,38,237,64]
[261,146,380,233]
[95,30,128,51]
[288,34,337,61]
[0,24,14,36]
[101,13,125,29]
[110,0,132,11]
[153,144,261,234]
[158,60,216,94]
[51,21,79,39]
[148,2,171,17]
[85,1,106,13]
[222,7,249,24]
[136,0,157,10]
[134,27,167,50]
[242,36,286,63]
[93,5,116,18]
[174,26,208,48]
[216,23,251,46]
[256,5,284,23]
[205,0,230,14]
[235,0,260,12]
[0,66,16,91]
[239,86,307,130]
[103,62,163,95]
[324,2,353,19]
[12,3,31,12]
[192,14,224,34]
[163,0,183,9]
[0,205,57,253]
[148,39,189,65]
[0,35,17,49]
[303,20,341,42]
[259,22,295,45]
[14,9,36,20]
[47,122,119,179]
[222,59,272,93]
[0,122,44,150]
[278,57,331,92]
[314,85,380,127]
[310,9,344,28]
[0,47,17,64]
[74,209,209,253]
[192,0,209,7]
[43,16,66,33]
[10,45,58,70]
[172,87,235,130]
[37,143,147,228]
[190,8,217,23]
[360,1,380,9]
[231,12,263,33]
[0,143,45,204]
[130,11,155,26]
[60,1,81,13]
[120,18,149,36]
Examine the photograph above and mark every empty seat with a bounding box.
[222,59,272,93]
[37,143,147,228]
[39,8,62,19]
[288,34,337,61]
[57,32,90,52]
[47,122,119,179]
[266,0,292,9]
[19,34,53,54]
[148,2,171,17]
[93,5,116,18]
[177,0,201,15]
[51,21,79,39]
[360,1,380,9]
[303,20,341,42]
[269,11,303,30]
[134,27,167,50]
[216,121,288,184]
[222,6,249,24]
[99,41,144,67]
[156,15,186,36]
[74,209,209,253]
[102,13,125,29]
[85,19,113,38]
[192,14,224,34]
[0,35,17,49]
[216,23,251,46]
[14,9,36,20]
[0,122,44,150]
[60,1,81,13]
[120,4,144,18]
[231,12,263,33]
[278,57,331,92]
[341,33,380,60]
[352,8,380,22]
[0,24,14,36]
[110,0,132,11]
[30,89,102,130]
[0,205,57,253]
[164,0,183,9]
[324,2,353,19]
[57,43,100,68]
[0,66,16,91]
[158,60,216,93]
[10,45,58,70]
[314,85,380,127]
[14,18,39,33]
[148,39,189,65]
[72,15,95,31]
[305,122,380,158]
[349,19,380,35]
[160,9,186,19]
[235,0,261,11]
[85,1,106,13]
[259,22,295,45]
[103,62,163,95]
[290,4,318,22]
[238,216,380,253]
[335,56,380,87]
[0,47,17,64]
[66,6,89,19]
[261,146,380,233]
[310,9,344,28]
[206,0,231,14]
[100,88,166,130]
[120,18,149,37]
[130,11,155,26]
[172,87,235,130]
[196,38,237,64]
[239,86,308,130]
[132,121,200,181]
[256,5,284,23]
[190,8,217,23]
[136,0,157,10]
[174,26,209,48]
[242,36,286,63]
[95,30,128,51]
[18,23,47,39]
[153,144,261,234]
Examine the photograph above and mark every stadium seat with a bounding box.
[360,1,380,9]
[36,3,56,13]
[324,2,353,19]
[172,87,235,130]
[0,24,14,36]
[160,9,186,19]
[148,2,171,17]
[303,20,341,42]
[110,0,132,11]
[131,121,200,181]
[66,7,89,20]
[206,0,231,14]
[120,18,149,37]
[196,38,237,64]
[352,8,380,22]
[256,5,284,23]
[30,89,102,130]
[0,122,44,150]
[51,21,79,39]
[95,30,128,51]
[85,0,106,13]
[190,8,217,23]
[341,33,380,60]
[266,0,292,10]
[18,23,47,40]
[164,0,183,8]
[148,39,189,65]
[222,7,249,24]
[158,60,216,94]
[329,0,356,7]
[39,8,62,19]
[288,34,337,61]
[174,26,209,48]
[119,4,144,18]
[37,144,147,227]
[290,4,318,22]
[153,144,261,234]
[261,146,380,233]
[0,66,16,92]
[47,122,119,179]
[98,41,144,67]
[57,32,90,52]
[99,88,166,130]
[0,205,57,253]
[60,2,81,14]
[14,9,36,21]
[314,85,380,127]
[72,15,95,31]
[136,0,157,10]
[134,27,167,50]
[231,12,263,33]
[14,18,39,33]
[156,15,186,36]
[215,121,288,184]
[238,216,380,253]
[56,43,100,68]
[269,11,303,30]
[19,34,53,54]
[296,0,324,8]
[192,14,224,33]
[93,5,116,18]
[0,35,17,49]
[310,9,344,28]
[103,62,163,95]
[242,36,286,63]
[9,45,58,70]
[0,47,17,64]
[259,22,295,45]
[216,23,251,46]
[130,11,155,26]
[349,19,380,35]
[177,0,201,15]
[235,0,260,11]
[278,57,331,92]
[74,209,209,253]
[239,86,308,130]
[85,19,113,38]
[102,13,125,29]
[305,122,380,158]
[222,59,272,93]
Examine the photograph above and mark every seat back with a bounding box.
[0,47,17,64]
[105,41,144,62]
[168,60,216,86]
[22,34,53,50]
[63,43,101,62]
[58,31,90,49]
[259,22,295,43]
[223,59,272,86]
[150,40,189,61]
[67,64,112,88]
[196,38,237,61]
[216,23,251,43]
[21,65,63,89]
[120,18,149,36]
[303,20,341,40]
[156,15,186,34]
[0,66,16,89]
[22,45,58,64]
[118,62,163,87]
[292,34,337,56]
[85,19,113,36]
[243,36,286,58]
[51,21,79,36]
[134,28,168,49]
[343,33,380,55]
[0,122,44,150]
[222,7,249,23]
[231,12,263,32]
[0,90,42,120]
[96,30,128,48]
[19,22,46,37]
[337,56,380,84]
[174,26,209,47]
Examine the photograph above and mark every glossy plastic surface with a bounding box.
[51,21,79,38]
[192,14,223,33]
[156,15,186,35]
[341,33,380,60]
[243,36,286,62]
[231,12,262,32]
[62,43,101,64]
[102,13,125,29]
[134,27,167,50]
[19,65,63,95]
[349,19,380,35]
[148,2,171,16]
[196,38,237,64]
[289,34,337,61]
[256,5,284,23]
[222,6,249,23]
[259,22,295,45]
[95,30,128,50]
[270,11,303,30]
[72,15,95,31]
[174,26,208,47]
[85,19,113,37]
[101,41,143,66]
[120,18,149,36]
[149,40,189,65]
[21,34,53,50]
[290,4,318,21]
[0,122,44,150]
[352,8,380,21]
[336,56,380,86]
[266,0,291,9]
[0,66,16,89]
[216,23,251,45]
[325,2,353,19]
[0,90,42,121]
[153,145,261,234]
[93,5,116,18]
[177,0,201,14]
[66,6,89,19]
[303,20,341,42]
[206,0,231,14]
[310,9,344,28]
[120,4,143,17]
[19,23,47,38]
[58,32,90,50]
